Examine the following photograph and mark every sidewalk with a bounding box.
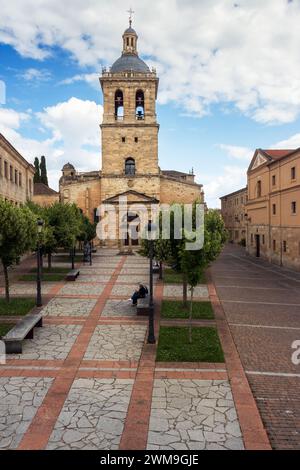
[0,249,269,450]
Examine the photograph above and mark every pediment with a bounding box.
[102,190,159,204]
[248,150,270,172]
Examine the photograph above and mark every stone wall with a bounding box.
[0,135,34,204]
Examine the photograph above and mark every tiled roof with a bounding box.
[262,149,295,159]
[33,183,58,196]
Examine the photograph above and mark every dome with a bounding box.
[110,53,150,74]
[124,26,137,35]
[62,162,75,171]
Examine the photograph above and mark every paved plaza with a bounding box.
[210,244,300,450]
[0,248,272,450]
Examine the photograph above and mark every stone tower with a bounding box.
[100,23,159,178]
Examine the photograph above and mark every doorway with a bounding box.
[255,234,260,258]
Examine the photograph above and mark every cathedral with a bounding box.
[59,21,204,246]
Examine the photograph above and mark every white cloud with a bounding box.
[0,97,103,190]
[272,133,300,149]
[1,1,300,124]
[203,165,247,208]
[59,73,99,89]
[21,68,51,81]
[218,144,253,161]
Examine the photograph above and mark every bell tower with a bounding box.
[100,20,159,177]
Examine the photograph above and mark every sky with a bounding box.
[1,0,300,208]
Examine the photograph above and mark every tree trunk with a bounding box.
[159,261,163,280]
[183,274,188,308]
[189,286,194,344]
[48,252,52,270]
[3,263,10,303]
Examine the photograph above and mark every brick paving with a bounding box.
[210,244,300,449]
[0,247,268,450]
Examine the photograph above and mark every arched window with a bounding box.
[125,158,135,176]
[136,90,144,120]
[115,90,124,120]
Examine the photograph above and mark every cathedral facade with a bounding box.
[59,23,204,245]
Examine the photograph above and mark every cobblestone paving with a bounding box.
[163,285,209,299]
[41,298,97,317]
[120,268,149,275]
[111,284,140,297]
[102,299,137,317]
[46,379,133,450]
[58,283,105,296]
[79,275,110,283]
[84,325,147,361]
[80,267,115,275]
[116,274,157,284]
[0,283,53,296]
[9,325,82,360]
[147,379,244,450]
[0,377,54,449]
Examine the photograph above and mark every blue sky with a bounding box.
[1,0,300,207]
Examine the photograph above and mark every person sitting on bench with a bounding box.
[131,283,148,305]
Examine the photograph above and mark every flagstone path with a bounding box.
[0,249,270,450]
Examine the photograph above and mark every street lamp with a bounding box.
[36,219,44,307]
[147,220,157,344]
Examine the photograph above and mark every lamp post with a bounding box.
[36,219,44,307]
[147,221,157,344]
[71,245,75,270]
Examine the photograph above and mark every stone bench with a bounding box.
[66,269,80,281]
[136,297,150,316]
[3,313,43,354]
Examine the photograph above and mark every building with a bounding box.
[59,21,203,246]
[246,148,300,270]
[33,183,59,207]
[220,187,247,244]
[0,133,35,205]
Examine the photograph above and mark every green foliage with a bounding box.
[0,200,37,300]
[0,324,16,337]
[161,300,214,319]
[40,155,48,186]
[77,215,97,242]
[0,298,35,316]
[33,157,40,183]
[156,326,224,362]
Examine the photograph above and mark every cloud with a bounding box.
[0,97,103,190]
[203,165,247,208]
[218,144,253,161]
[1,1,300,124]
[272,133,300,149]
[59,73,99,89]
[21,68,51,82]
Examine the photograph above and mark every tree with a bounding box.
[33,157,40,183]
[0,200,37,301]
[77,215,97,244]
[40,156,48,186]
[180,231,208,343]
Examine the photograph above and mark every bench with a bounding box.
[136,297,151,316]
[3,313,43,354]
[153,264,160,274]
[66,269,80,281]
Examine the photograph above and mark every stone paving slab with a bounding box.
[78,275,111,283]
[116,274,157,284]
[120,268,150,275]
[102,299,137,317]
[8,325,82,360]
[163,285,209,299]
[58,283,105,296]
[111,284,141,297]
[0,377,54,449]
[84,325,147,361]
[147,379,244,450]
[0,283,53,296]
[80,267,115,275]
[46,378,133,450]
[41,298,97,317]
